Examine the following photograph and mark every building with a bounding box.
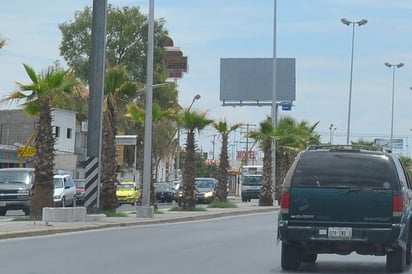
[0,108,78,175]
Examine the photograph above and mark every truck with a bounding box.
[240,165,263,202]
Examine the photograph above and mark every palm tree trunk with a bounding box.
[182,130,196,210]
[259,139,273,206]
[274,147,297,203]
[100,99,118,211]
[31,99,55,219]
[216,133,229,202]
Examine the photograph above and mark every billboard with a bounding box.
[220,58,295,106]
[374,138,403,150]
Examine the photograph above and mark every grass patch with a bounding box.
[169,206,207,212]
[104,211,128,217]
[12,216,36,221]
[155,209,164,214]
[207,200,238,208]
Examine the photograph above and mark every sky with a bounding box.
[1,0,412,159]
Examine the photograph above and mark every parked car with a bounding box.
[195,177,217,204]
[53,174,76,207]
[0,168,34,216]
[116,182,140,206]
[73,179,86,205]
[155,182,175,203]
[171,181,181,202]
[277,145,412,272]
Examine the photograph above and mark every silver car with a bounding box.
[53,174,76,207]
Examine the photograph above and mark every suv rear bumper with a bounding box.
[278,220,405,247]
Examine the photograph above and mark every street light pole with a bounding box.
[385,62,404,149]
[176,94,200,173]
[138,0,155,218]
[329,124,337,144]
[188,94,201,110]
[341,18,367,145]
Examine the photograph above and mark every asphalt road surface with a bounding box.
[0,212,409,274]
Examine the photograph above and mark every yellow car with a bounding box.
[116,182,141,206]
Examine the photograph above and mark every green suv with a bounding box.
[277,145,412,272]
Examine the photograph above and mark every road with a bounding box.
[0,212,410,274]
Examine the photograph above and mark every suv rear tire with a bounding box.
[281,242,302,270]
[386,246,406,273]
[302,253,317,263]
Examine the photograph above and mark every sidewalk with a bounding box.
[0,201,278,240]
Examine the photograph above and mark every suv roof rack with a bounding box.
[306,144,388,152]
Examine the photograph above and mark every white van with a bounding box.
[53,174,76,207]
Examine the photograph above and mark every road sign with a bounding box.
[281,101,292,111]
[17,146,36,157]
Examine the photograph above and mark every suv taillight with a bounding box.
[280,191,290,214]
[393,195,404,217]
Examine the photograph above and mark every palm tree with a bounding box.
[126,103,176,209]
[177,109,214,210]
[100,66,139,212]
[213,120,240,202]
[247,117,276,206]
[276,116,320,150]
[248,116,321,205]
[1,64,79,219]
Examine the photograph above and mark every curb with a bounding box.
[0,207,278,240]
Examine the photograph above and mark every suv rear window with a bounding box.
[291,151,393,189]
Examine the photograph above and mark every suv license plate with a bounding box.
[328,227,352,239]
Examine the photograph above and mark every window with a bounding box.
[292,152,392,188]
[66,128,72,139]
[54,126,60,137]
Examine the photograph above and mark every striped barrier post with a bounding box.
[84,157,100,213]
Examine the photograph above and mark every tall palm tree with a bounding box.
[247,117,276,206]
[177,109,214,210]
[276,116,320,150]
[248,116,321,205]
[1,64,79,219]
[100,66,139,212]
[213,120,240,202]
[127,103,176,209]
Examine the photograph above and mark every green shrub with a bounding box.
[104,211,128,217]
[207,200,238,208]
[169,206,207,212]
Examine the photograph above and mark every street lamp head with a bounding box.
[341,18,367,26]
[341,18,351,25]
[194,94,201,101]
[385,62,404,68]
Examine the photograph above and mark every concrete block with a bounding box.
[136,206,154,218]
[42,207,87,222]
[86,214,106,222]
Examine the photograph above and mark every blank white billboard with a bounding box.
[220,58,295,106]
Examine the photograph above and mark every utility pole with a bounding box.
[239,123,256,165]
[209,134,217,160]
[85,0,106,213]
